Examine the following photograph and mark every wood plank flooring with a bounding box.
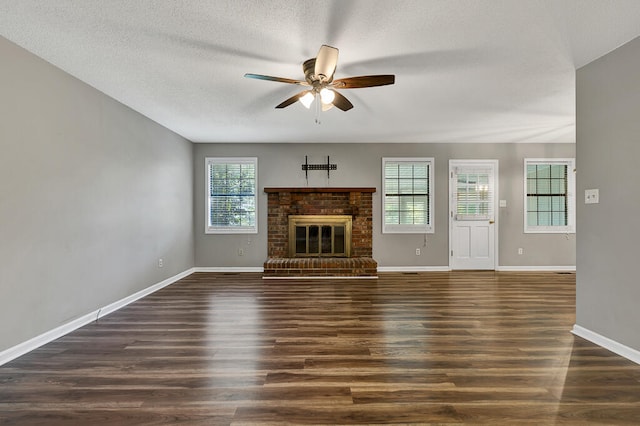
[2,271,640,425]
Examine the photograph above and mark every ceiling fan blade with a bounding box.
[244,73,307,85]
[275,91,310,109]
[332,75,395,89]
[331,90,353,111]
[314,45,339,82]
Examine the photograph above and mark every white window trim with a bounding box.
[382,157,434,234]
[205,157,258,234]
[523,158,575,234]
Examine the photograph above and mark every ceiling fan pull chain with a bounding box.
[314,94,321,124]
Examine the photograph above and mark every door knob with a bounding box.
[489,220,495,224]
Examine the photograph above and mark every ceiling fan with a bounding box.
[244,45,395,112]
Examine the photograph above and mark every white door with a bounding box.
[449,160,498,270]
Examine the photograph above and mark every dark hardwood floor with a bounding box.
[2,271,640,425]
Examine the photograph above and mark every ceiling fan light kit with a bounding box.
[245,45,395,115]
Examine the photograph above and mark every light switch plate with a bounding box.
[499,199,507,208]
[585,189,599,204]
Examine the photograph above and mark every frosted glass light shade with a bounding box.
[320,88,335,104]
[300,92,315,109]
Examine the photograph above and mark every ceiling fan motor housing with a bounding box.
[303,58,320,85]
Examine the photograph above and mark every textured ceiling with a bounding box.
[1,0,640,143]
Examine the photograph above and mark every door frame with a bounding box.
[448,159,499,270]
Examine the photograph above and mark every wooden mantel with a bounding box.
[264,187,376,193]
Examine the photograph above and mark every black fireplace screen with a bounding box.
[295,225,346,256]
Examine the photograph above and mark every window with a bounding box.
[382,157,434,233]
[524,158,575,233]
[206,157,257,234]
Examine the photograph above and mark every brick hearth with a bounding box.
[263,258,378,277]
[263,187,377,278]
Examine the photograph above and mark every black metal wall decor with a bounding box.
[302,156,337,180]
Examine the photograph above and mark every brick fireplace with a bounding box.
[263,187,377,278]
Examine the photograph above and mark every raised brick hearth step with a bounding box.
[263,257,378,278]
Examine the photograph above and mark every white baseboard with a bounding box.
[0,268,196,367]
[378,266,576,272]
[496,265,576,272]
[0,310,101,368]
[377,266,451,272]
[194,266,264,273]
[572,324,640,365]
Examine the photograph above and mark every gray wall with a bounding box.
[194,143,575,268]
[576,36,640,351]
[0,36,195,352]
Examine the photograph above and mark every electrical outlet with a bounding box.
[415,248,421,256]
[238,248,244,256]
[158,258,164,267]
[518,248,523,255]
[585,189,599,204]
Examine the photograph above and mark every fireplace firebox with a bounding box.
[289,215,351,257]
